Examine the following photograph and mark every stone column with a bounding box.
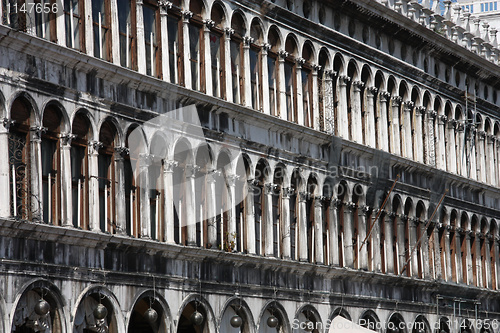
[329,199,341,266]
[202,19,214,96]
[55,0,65,46]
[453,228,463,283]
[402,101,414,159]
[426,110,437,166]
[337,76,350,139]
[351,81,364,143]
[245,179,256,254]
[408,217,419,277]
[390,96,402,155]
[224,27,234,102]
[487,135,495,185]
[227,174,239,248]
[323,71,335,135]
[298,192,308,262]
[281,187,292,259]
[185,164,199,246]
[159,1,173,81]
[396,214,406,274]
[414,107,425,163]
[442,225,452,282]
[385,212,396,274]
[59,135,74,227]
[343,202,355,268]
[207,170,219,248]
[182,10,194,89]
[469,128,477,180]
[88,141,101,231]
[477,131,487,183]
[371,208,382,272]
[447,119,457,173]
[113,147,127,234]
[365,87,377,147]
[295,58,305,126]
[378,92,390,152]
[358,205,370,270]
[482,233,490,287]
[278,50,288,121]
[456,122,465,176]
[30,127,43,222]
[84,0,94,55]
[163,160,177,244]
[314,196,324,264]
[139,153,151,238]
[261,43,271,115]
[136,0,147,74]
[264,183,275,256]
[436,115,447,170]
[243,36,254,108]
[110,0,120,64]
[464,231,473,284]
[312,65,321,130]
[493,237,500,290]
[0,120,12,217]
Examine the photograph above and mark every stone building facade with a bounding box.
[1,0,500,332]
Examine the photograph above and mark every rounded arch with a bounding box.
[318,47,331,70]
[41,99,70,134]
[387,76,398,96]
[361,64,373,86]
[10,278,68,333]
[210,0,227,28]
[398,81,409,100]
[410,86,421,106]
[250,17,264,44]
[256,301,291,333]
[391,194,403,215]
[333,52,345,75]
[330,307,352,321]
[71,109,96,141]
[359,309,380,332]
[98,116,123,148]
[387,312,407,333]
[293,304,322,333]
[230,9,247,37]
[267,24,283,52]
[412,315,431,333]
[7,90,40,125]
[175,294,217,333]
[347,59,360,81]
[374,71,386,91]
[126,289,173,333]
[490,219,498,238]
[150,130,170,160]
[73,285,126,333]
[285,33,299,57]
[404,197,415,217]
[218,297,255,333]
[302,40,316,63]
[436,317,451,333]
[189,0,207,17]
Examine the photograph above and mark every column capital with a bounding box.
[478,130,486,140]
[139,153,153,167]
[182,10,193,22]
[367,86,378,95]
[295,57,305,67]
[438,114,448,124]
[380,91,391,100]
[207,169,222,183]
[415,106,426,115]
[203,19,215,30]
[298,191,309,202]
[30,126,47,141]
[262,43,271,52]
[352,80,365,88]
[2,118,15,129]
[388,211,397,218]
[456,122,464,132]
[157,0,172,9]
[114,146,130,157]
[186,164,200,178]
[345,201,356,212]
[281,187,295,198]
[312,64,322,73]
[61,133,77,146]
[265,183,279,194]
[247,178,259,188]
[332,198,343,208]
[391,96,403,105]
[163,160,178,172]
[243,36,254,47]
[89,140,103,152]
[427,110,437,119]
[314,196,324,207]
[224,27,235,38]
[226,174,240,186]
[278,49,289,59]
[338,75,351,85]
[448,119,457,129]
[403,101,414,111]
[488,134,496,144]
[324,69,337,78]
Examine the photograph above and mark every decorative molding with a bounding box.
[181,10,193,22]
[61,133,77,146]
[295,57,306,66]
[157,0,172,9]
[164,160,178,172]
[114,146,129,156]
[243,36,254,46]
[278,49,289,59]
[224,27,235,37]
[2,118,15,129]
[203,19,215,29]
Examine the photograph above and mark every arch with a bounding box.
[398,81,409,100]
[7,90,40,125]
[41,99,70,134]
[72,285,125,333]
[189,0,206,17]
[267,25,282,52]
[387,312,407,333]
[387,76,397,96]
[359,310,380,332]
[256,301,291,333]
[218,297,255,333]
[294,304,322,333]
[302,40,316,63]
[250,17,264,43]
[230,10,247,37]
[210,0,227,28]
[412,315,431,333]
[361,64,373,86]
[175,294,216,333]
[347,59,360,81]
[436,317,451,333]
[333,53,345,75]
[10,278,68,333]
[126,289,173,333]
[410,86,421,106]
[374,71,386,91]
[98,116,123,147]
[330,308,352,321]
[285,33,299,57]
[318,47,331,70]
